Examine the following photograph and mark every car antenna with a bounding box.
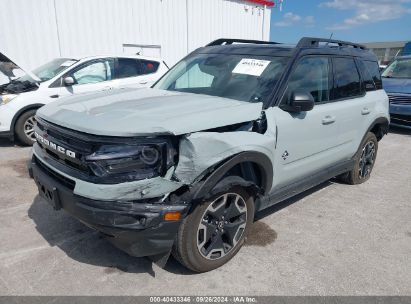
[326,33,334,45]
[326,33,334,46]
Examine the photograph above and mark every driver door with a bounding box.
[269,56,342,190]
[59,58,116,97]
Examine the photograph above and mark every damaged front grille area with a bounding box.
[34,117,178,184]
[35,118,92,175]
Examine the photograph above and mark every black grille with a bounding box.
[388,94,411,105]
[34,156,76,190]
[36,119,92,174]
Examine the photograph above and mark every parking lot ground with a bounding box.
[0,129,410,296]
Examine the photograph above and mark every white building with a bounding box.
[0,0,273,69]
[362,41,408,65]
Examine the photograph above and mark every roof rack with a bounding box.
[206,38,280,47]
[297,37,367,50]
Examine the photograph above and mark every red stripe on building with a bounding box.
[245,0,275,7]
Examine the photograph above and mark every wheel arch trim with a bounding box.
[11,103,44,133]
[192,151,273,200]
[367,116,389,141]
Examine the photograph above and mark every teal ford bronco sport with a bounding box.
[29,38,389,272]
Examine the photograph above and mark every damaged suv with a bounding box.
[29,38,389,272]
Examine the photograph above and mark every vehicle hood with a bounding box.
[0,52,40,94]
[382,77,411,94]
[0,52,41,83]
[36,88,263,136]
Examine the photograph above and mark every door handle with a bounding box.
[139,80,148,85]
[50,94,59,98]
[102,86,112,91]
[322,115,336,125]
[361,107,371,115]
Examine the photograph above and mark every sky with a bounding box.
[269,0,411,44]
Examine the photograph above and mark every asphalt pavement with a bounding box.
[0,128,410,296]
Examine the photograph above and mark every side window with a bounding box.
[357,60,375,91]
[365,61,382,90]
[360,60,383,90]
[116,59,160,79]
[116,58,141,79]
[285,56,330,103]
[332,57,362,99]
[139,60,160,75]
[175,64,214,89]
[71,60,113,85]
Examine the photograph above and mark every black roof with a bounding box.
[194,37,377,61]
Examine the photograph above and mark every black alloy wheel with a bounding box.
[172,181,254,272]
[339,132,378,185]
[196,193,248,260]
[358,140,376,180]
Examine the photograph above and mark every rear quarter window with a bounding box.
[358,60,383,91]
[115,58,160,79]
[332,57,362,100]
[140,60,160,75]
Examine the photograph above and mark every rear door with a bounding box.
[329,57,374,159]
[269,56,343,190]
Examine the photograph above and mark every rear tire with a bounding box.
[15,109,37,146]
[173,182,254,272]
[340,132,378,185]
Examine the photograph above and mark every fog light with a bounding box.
[164,212,182,221]
[113,214,145,226]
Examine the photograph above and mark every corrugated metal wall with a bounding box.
[187,0,270,51]
[0,0,271,70]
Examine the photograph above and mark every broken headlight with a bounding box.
[85,140,177,182]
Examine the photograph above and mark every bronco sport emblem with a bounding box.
[34,132,76,159]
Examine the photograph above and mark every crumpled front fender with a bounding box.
[174,131,276,185]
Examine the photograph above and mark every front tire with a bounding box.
[15,109,37,146]
[340,132,378,185]
[173,184,254,272]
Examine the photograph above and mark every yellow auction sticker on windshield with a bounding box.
[232,58,270,76]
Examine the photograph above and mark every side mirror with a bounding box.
[63,76,75,86]
[289,91,315,112]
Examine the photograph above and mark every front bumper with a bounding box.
[390,103,411,129]
[32,143,184,201]
[29,156,189,257]
[0,130,13,139]
[0,103,15,133]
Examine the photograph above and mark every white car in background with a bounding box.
[0,53,168,145]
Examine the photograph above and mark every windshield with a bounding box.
[154,53,288,103]
[382,58,411,79]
